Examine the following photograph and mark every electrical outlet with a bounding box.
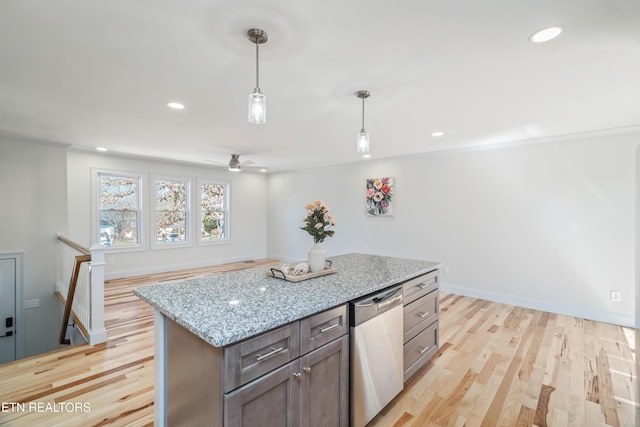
[107,257,114,265]
[444,267,450,276]
[610,291,621,302]
[24,299,40,309]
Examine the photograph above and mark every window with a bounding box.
[154,177,189,246]
[98,172,142,247]
[199,181,228,242]
[94,170,229,250]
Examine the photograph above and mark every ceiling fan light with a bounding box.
[228,154,243,172]
[248,90,266,124]
[357,131,370,153]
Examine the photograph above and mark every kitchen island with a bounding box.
[134,253,440,426]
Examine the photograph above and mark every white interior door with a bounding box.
[0,257,16,364]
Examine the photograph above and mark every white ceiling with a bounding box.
[1,1,639,172]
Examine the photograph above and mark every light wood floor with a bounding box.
[0,261,637,426]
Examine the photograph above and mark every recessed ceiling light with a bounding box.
[96,147,108,152]
[431,131,444,137]
[363,154,371,159]
[167,102,185,110]
[529,26,563,43]
[260,168,268,172]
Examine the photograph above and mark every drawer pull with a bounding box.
[417,345,432,355]
[256,346,285,361]
[303,367,311,374]
[319,323,340,333]
[417,283,429,290]
[293,372,301,380]
[417,311,430,319]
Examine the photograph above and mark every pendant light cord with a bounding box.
[361,96,365,132]
[255,39,260,90]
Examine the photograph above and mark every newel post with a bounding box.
[89,245,107,345]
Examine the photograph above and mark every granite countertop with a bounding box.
[133,253,440,347]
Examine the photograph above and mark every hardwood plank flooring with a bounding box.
[0,259,278,427]
[369,294,638,427]
[0,262,637,426]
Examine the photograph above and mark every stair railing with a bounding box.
[56,234,107,345]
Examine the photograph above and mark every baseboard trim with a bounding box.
[440,282,635,328]
[266,252,302,264]
[87,328,107,346]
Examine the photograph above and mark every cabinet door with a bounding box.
[225,360,300,427]
[299,336,349,427]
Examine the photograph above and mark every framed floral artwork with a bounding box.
[365,177,394,216]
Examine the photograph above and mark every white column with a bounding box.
[88,245,107,345]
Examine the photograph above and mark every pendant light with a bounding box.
[247,28,268,124]
[355,90,370,153]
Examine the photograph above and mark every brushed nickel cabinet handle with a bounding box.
[256,346,285,361]
[303,367,311,374]
[293,372,301,380]
[417,311,430,319]
[417,345,432,355]
[319,323,340,333]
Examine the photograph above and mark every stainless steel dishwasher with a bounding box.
[350,285,404,427]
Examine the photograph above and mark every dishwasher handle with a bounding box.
[352,286,404,325]
[354,286,402,308]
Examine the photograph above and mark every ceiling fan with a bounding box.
[209,154,267,172]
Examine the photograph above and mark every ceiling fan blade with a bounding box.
[204,159,228,166]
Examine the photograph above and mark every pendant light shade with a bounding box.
[357,130,369,153]
[248,89,266,124]
[247,28,267,124]
[355,90,370,153]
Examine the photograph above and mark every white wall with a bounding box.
[267,132,638,327]
[67,150,268,279]
[0,138,68,357]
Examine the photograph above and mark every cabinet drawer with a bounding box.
[402,270,439,305]
[300,304,348,355]
[224,322,300,392]
[403,320,438,382]
[403,291,438,343]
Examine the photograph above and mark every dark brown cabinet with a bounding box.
[299,335,349,427]
[402,270,440,382]
[224,305,349,427]
[225,359,300,426]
